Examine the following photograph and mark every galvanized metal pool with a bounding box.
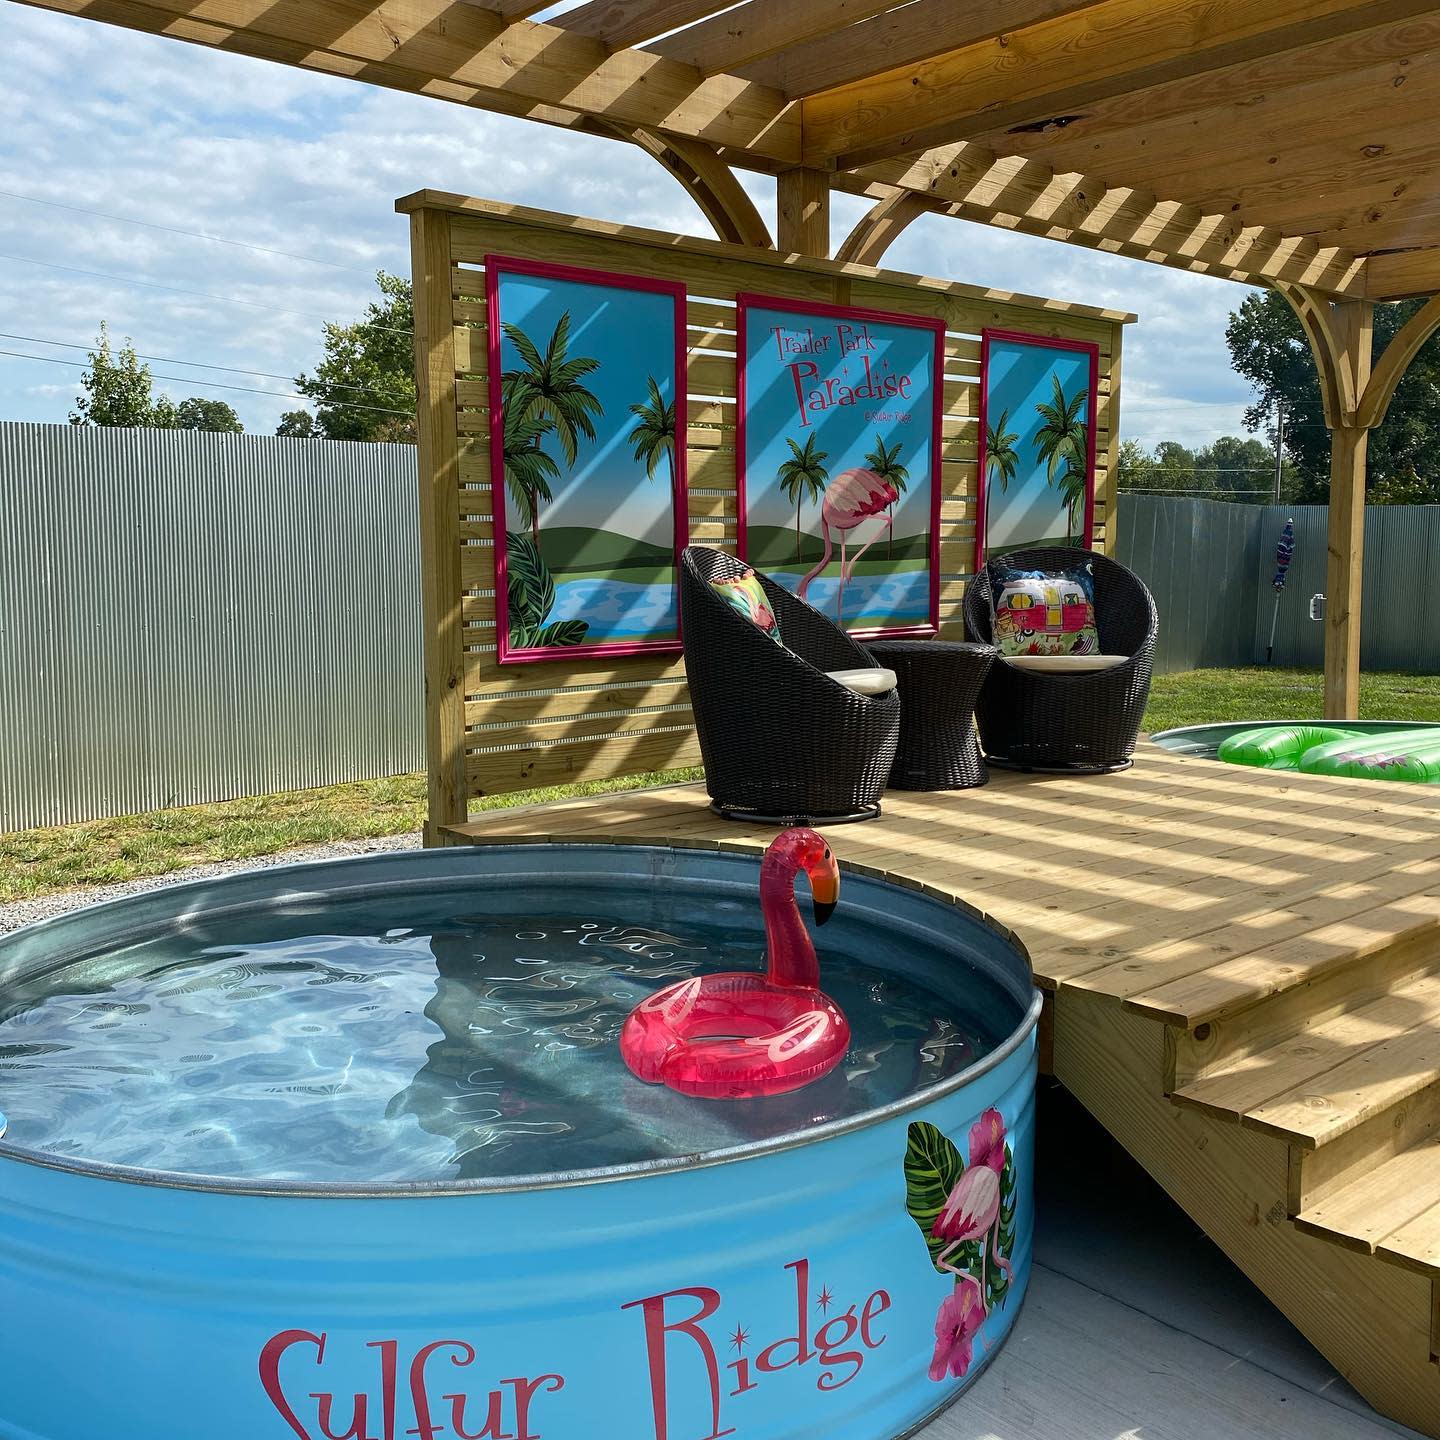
[0,844,1039,1440]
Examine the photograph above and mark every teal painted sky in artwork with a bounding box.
[741,304,936,544]
[983,339,1092,552]
[494,270,679,543]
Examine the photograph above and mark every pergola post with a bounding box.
[777,167,831,257]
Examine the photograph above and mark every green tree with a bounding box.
[985,409,1021,491]
[69,323,161,427]
[1116,438,1157,493]
[628,375,677,495]
[1034,376,1090,540]
[776,434,830,560]
[289,271,417,442]
[174,397,243,433]
[1226,289,1440,501]
[863,433,910,558]
[276,410,320,439]
[68,324,243,432]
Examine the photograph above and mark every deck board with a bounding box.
[445,747,1440,1005]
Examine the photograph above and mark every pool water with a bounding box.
[0,883,1011,1184]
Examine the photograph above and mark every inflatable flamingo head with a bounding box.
[766,827,840,925]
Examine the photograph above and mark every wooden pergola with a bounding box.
[22,0,1440,709]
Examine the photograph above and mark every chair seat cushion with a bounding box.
[709,567,782,643]
[993,562,1100,657]
[827,667,898,696]
[1001,653,1128,674]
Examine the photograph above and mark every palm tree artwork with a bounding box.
[500,311,603,547]
[776,434,831,561]
[984,409,1020,492]
[497,311,603,651]
[627,375,677,502]
[863,433,910,559]
[1033,375,1090,544]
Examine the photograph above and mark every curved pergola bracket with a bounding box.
[1357,291,1440,430]
[834,189,928,267]
[618,125,774,250]
[1276,282,1357,429]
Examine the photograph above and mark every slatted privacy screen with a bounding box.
[399,192,1132,841]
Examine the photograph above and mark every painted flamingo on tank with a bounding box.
[797,467,898,622]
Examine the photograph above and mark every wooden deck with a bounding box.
[446,745,1440,1436]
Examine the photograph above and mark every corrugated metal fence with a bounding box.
[1114,493,1440,674]
[1,422,422,832]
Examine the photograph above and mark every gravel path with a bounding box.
[0,832,423,934]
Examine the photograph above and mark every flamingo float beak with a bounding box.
[809,847,840,926]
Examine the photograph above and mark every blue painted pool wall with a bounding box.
[0,1030,1035,1440]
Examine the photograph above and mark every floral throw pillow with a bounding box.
[992,563,1098,657]
[710,568,783,644]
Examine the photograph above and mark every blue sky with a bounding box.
[0,4,1262,451]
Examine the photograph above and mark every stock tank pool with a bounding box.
[0,844,1039,1440]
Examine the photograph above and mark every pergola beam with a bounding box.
[733,0,1107,99]
[13,0,801,163]
[557,0,735,46]
[647,0,902,77]
[1366,249,1440,299]
[848,147,1367,297]
[961,13,1440,171]
[798,0,1439,168]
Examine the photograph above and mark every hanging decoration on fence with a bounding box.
[486,255,688,663]
[736,294,942,638]
[975,330,1099,571]
[1266,516,1295,665]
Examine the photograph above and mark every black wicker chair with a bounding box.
[963,547,1158,773]
[681,547,901,821]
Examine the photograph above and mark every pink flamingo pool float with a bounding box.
[619,828,851,1099]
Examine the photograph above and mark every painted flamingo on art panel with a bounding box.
[797,467,898,622]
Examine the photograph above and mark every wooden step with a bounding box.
[1172,970,1440,1148]
[1295,1134,1440,1278]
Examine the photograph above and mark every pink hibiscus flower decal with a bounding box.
[968,1107,1006,1175]
[928,1274,986,1382]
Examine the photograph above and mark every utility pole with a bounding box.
[1272,396,1286,503]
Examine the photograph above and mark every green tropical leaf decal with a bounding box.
[506,531,555,636]
[904,1120,967,1273]
[533,618,590,648]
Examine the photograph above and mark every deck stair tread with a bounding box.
[1295,1135,1440,1275]
[1172,970,1440,1146]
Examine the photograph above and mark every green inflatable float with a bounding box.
[1218,725,1440,783]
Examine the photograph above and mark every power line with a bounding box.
[0,252,413,334]
[0,347,413,418]
[0,330,399,402]
[0,188,382,277]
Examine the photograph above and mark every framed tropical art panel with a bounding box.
[975,330,1099,571]
[485,254,688,663]
[736,294,942,639]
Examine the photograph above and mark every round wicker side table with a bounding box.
[864,640,998,790]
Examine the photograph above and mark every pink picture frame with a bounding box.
[485,253,689,664]
[735,292,944,640]
[974,328,1100,575]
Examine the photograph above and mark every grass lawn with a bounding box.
[1143,667,1440,733]
[5,666,1439,904]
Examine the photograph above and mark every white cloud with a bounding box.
[0,4,1263,449]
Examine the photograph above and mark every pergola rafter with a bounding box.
[13,0,1440,721]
